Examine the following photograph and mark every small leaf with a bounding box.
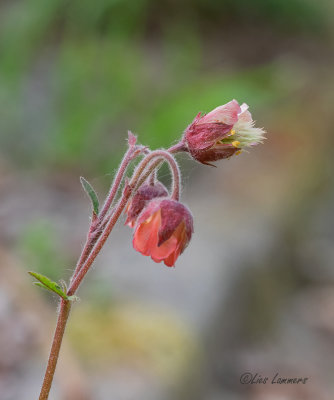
[34,282,50,290]
[29,271,68,300]
[80,177,99,215]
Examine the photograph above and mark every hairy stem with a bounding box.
[167,141,187,154]
[148,168,157,185]
[99,146,135,221]
[68,150,177,295]
[73,143,184,281]
[131,150,181,200]
[72,144,143,282]
[38,143,185,399]
[71,219,99,282]
[38,299,71,400]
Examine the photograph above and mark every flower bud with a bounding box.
[133,198,193,267]
[184,100,265,165]
[125,182,168,228]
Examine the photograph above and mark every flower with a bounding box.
[184,100,265,165]
[132,198,193,267]
[125,182,168,228]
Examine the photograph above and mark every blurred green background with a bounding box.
[1,0,334,399]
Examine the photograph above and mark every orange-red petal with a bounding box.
[151,234,178,262]
[160,222,187,267]
[133,210,161,255]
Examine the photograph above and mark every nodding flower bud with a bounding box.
[132,198,193,267]
[184,100,265,165]
[125,182,168,228]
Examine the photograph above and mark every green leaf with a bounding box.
[33,282,50,290]
[28,271,68,300]
[80,176,99,215]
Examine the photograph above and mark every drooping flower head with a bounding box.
[184,100,265,165]
[125,182,168,228]
[133,198,193,267]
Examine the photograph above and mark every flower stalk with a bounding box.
[38,299,71,400]
[38,146,184,400]
[34,100,265,399]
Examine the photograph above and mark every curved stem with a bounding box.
[68,150,179,295]
[134,158,163,190]
[38,299,71,400]
[148,168,157,185]
[131,150,181,200]
[38,146,183,400]
[74,145,182,281]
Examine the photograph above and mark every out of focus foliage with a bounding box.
[0,0,332,173]
[19,221,68,281]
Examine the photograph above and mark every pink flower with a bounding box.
[132,198,193,267]
[125,182,168,228]
[184,100,265,165]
